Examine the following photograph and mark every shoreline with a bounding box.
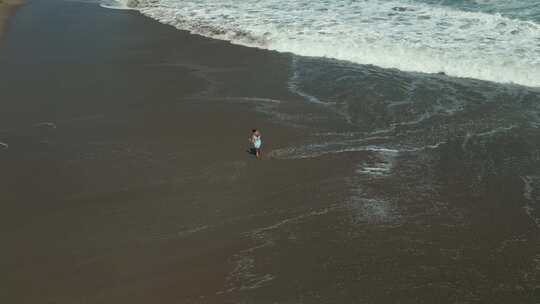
[0,0,23,39]
[1,0,539,303]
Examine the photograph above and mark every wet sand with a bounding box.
[1,0,539,303]
[0,0,351,302]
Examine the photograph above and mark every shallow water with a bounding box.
[52,0,540,301]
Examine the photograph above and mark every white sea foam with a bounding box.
[33,122,57,129]
[269,140,404,159]
[348,197,400,225]
[356,149,398,177]
[521,175,540,228]
[104,0,540,87]
[288,57,325,104]
[100,0,138,9]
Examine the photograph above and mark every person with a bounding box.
[249,129,262,159]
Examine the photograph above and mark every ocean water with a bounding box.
[96,1,540,300]
[104,0,540,87]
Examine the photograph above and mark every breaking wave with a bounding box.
[103,0,540,87]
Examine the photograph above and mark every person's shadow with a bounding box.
[246,147,257,157]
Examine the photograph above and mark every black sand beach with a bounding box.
[1,0,539,303]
